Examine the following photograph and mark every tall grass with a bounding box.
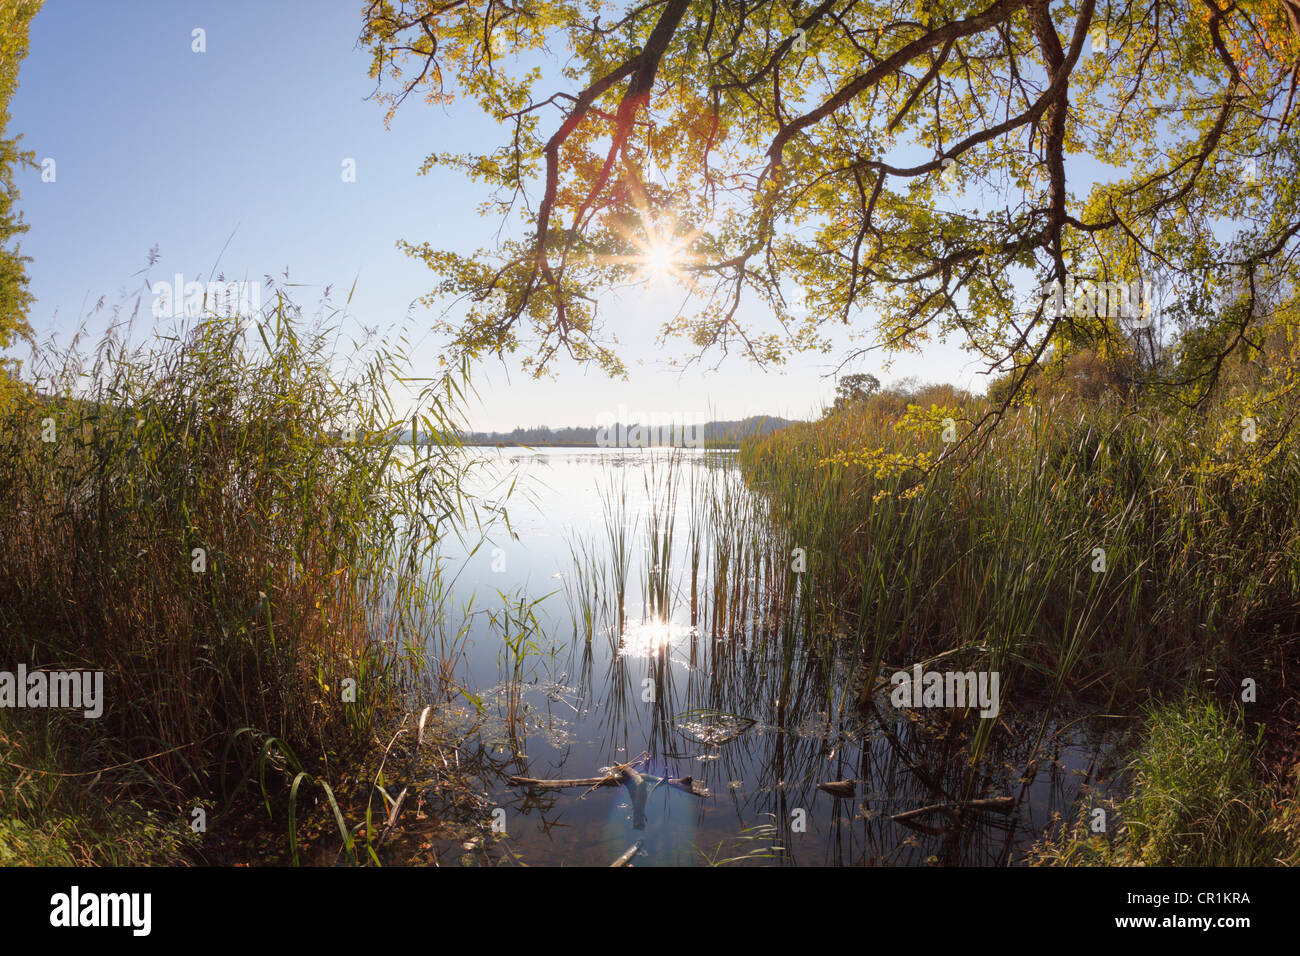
[642,451,681,621]
[740,387,1300,710]
[491,588,553,755]
[550,447,1053,864]
[1032,692,1298,866]
[0,285,476,861]
[601,465,631,634]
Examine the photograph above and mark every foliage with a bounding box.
[360,0,1300,426]
[0,0,41,358]
[828,372,881,415]
[1032,693,1297,866]
[740,370,1300,700]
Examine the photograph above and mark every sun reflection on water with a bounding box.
[619,618,692,659]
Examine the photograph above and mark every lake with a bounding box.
[416,446,1117,866]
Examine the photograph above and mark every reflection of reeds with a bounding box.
[541,446,1115,865]
[642,451,681,621]
[563,535,603,643]
[601,466,630,634]
[490,589,553,754]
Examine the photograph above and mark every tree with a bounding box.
[0,0,40,366]
[830,371,880,413]
[360,1,1300,427]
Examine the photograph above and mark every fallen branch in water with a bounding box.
[508,775,621,789]
[579,751,649,798]
[507,771,710,798]
[659,775,710,798]
[891,796,1015,825]
[818,780,856,797]
[892,817,948,836]
[374,786,409,848]
[610,840,643,867]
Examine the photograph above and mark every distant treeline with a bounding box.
[398,415,799,447]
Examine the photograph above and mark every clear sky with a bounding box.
[8,0,989,431]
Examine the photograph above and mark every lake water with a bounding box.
[418,446,1116,866]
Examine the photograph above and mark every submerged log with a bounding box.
[668,775,710,798]
[610,840,643,867]
[624,767,648,829]
[892,817,948,836]
[579,752,649,797]
[818,779,857,797]
[507,770,710,798]
[890,795,1015,824]
[507,774,622,789]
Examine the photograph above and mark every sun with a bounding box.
[609,210,702,288]
[644,241,677,278]
[629,222,697,285]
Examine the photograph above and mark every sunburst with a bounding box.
[607,209,703,288]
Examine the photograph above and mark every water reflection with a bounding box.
[422,447,1121,865]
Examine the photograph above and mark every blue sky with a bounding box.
[8,0,986,430]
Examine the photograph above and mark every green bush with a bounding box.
[1033,693,1296,866]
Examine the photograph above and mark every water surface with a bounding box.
[420,446,1117,866]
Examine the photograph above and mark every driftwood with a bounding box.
[373,786,409,848]
[508,771,710,798]
[508,774,624,789]
[891,796,1015,825]
[662,775,710,797]
[892,817,947,836]
[578,752,649,797]
[624,767,649,829]
[818,779,856,797]
[610,840,643,867]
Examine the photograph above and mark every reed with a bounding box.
[491,588,554,752]
[1032,692,1298,866]
[0,285,476,862]
[557,446,1067,864]
[740,385,1300,711]
[601,464,631,635]
[641,451,681,621]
